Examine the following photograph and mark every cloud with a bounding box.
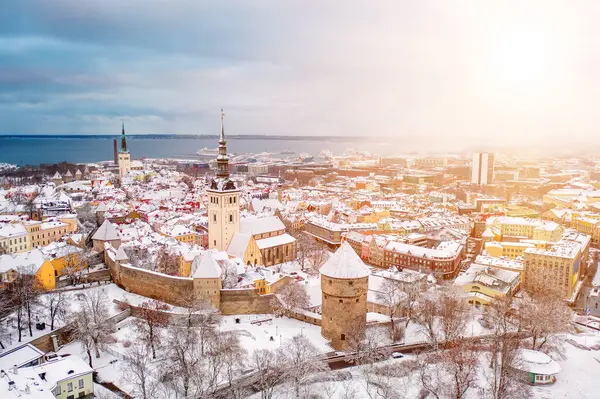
[0,0,599,152]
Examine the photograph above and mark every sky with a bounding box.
[1,0,599,149]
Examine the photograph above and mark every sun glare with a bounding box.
[487,29,558,93]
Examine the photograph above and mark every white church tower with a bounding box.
[118,121,131,177]
[208,109,240,251]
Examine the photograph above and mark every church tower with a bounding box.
[208,109,240,251]
[118,121,131,177]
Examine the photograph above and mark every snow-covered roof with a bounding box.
[513,349,561,375]
[0,344,45,370]
[114,246,129,261]
[192,252,222,279]
[92,219,121,241]
[255,233,296,249]
[227,233,252,258]
[52,171,62,179]
[320,242,370,279]
[0,249,47,274]
[240,216,286,236]
[33,356,93,391]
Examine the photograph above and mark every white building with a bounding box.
[471,152,495,185]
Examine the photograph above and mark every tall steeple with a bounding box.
[216,109,229,179]
[120,120,128,152]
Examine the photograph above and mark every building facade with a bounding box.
[471,152,495,186]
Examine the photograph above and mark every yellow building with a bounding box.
[41,242,85,277]
[227,233,263,266]
[485,241,536,259]
[455,264,521,306]
[523,241,582,301]
[25,220,71,248]
[0,249,56,290]
[489,217,564,242]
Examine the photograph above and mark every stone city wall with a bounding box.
[117,264,194,307]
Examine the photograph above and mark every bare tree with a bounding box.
[278,334,328,398]
[123,343,157,399]
[251,348,284,399]
[412,288,469,347]
[123,246,151,269]
[519,290,573,354]
[163,326,205,398]
[45,290,67,330]
[220,260,239,289]
[0,290,15,349]
[180,290,221,355]
[419,342,480,399]
[481,296,529,399]
[308,241,329,273]
[11,267,41,341]
[70,289,113,367]
[271,282,310,318]
[60,252,86,285]
[443,342,480,399]
[155,249,179,276]
[375,278,406,341]
[134,299,171,359]
[75,202,97,232]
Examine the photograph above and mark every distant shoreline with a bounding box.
[0,134,372,142]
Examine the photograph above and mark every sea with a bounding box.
[0,135,400,166]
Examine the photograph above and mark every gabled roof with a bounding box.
[320,242,370,279]
[64,170,73,177]
[0,249,48,274]
[75,169,82,175]
[192,252,222,279]
[240,216,285,236]
[227,232,252,258]
[52,172,62,179]
[92,219,120,241]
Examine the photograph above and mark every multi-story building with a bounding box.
[0,220,71,254]
[455,264,521,306]
[523,241,582,301]
[471,152,495,185]
[305,217,377,247]
[383,240,464,279]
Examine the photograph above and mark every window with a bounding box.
[68,382,73,392]
[229,214,233,222]
[339,299,343,304]
[213,214,217,222]
[79,379,84,389]
[341,334,346,341]
[67,395,74,399]
[55,385,62,395]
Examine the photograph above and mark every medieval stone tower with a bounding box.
[208,110,240,251]
[118,121,131,177]
[320,242,370,350]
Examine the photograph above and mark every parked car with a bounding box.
[391,352,404,359]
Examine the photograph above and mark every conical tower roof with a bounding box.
[320,242,370,279]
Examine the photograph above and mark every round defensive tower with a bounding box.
[320,242,370,350]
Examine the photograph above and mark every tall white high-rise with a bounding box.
[471,152,494,185]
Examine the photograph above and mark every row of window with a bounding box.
[209,196,237,204]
